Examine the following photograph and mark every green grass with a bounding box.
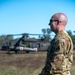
[71,65,75,75]
[0,52,46,75]
[0,51,75,75]
[0,66,43,75]
[0,66,74,75]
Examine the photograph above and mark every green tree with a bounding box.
[47,28,51,35]
[41,28,52,42]
[0,35,13,46]
[67,30,75,43]
[42,29,46,35]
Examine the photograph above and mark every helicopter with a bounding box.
[1,33,50,53]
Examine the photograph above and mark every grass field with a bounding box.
[0,51,75,75]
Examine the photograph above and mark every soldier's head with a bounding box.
[49,13,68,34]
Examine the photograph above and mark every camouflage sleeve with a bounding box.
[51,38,66,69]
[39,46,51,75]
[40,37,73,75]
[39,38,66,74]
[50,38,73,72]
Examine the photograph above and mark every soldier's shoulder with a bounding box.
[55,35,69,44]
[57,30,70,40]
[55,37,65,45]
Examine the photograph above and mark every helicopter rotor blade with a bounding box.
[5,33,43,36]
[2,33,54,36]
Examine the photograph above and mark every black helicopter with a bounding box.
[1,33,50,53]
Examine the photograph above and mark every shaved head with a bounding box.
[51,13,68,25]
[49,13,68,33]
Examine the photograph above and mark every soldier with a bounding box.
[39,13,73,75]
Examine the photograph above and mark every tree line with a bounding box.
[0,29,75,47]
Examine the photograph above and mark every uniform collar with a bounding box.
[57,29,65,34]
[54,29,65,37]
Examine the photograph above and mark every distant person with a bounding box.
[39,13,73,75]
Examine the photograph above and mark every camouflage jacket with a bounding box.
[42,29,73,75]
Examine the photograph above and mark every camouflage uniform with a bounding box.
[40,29,73,75]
